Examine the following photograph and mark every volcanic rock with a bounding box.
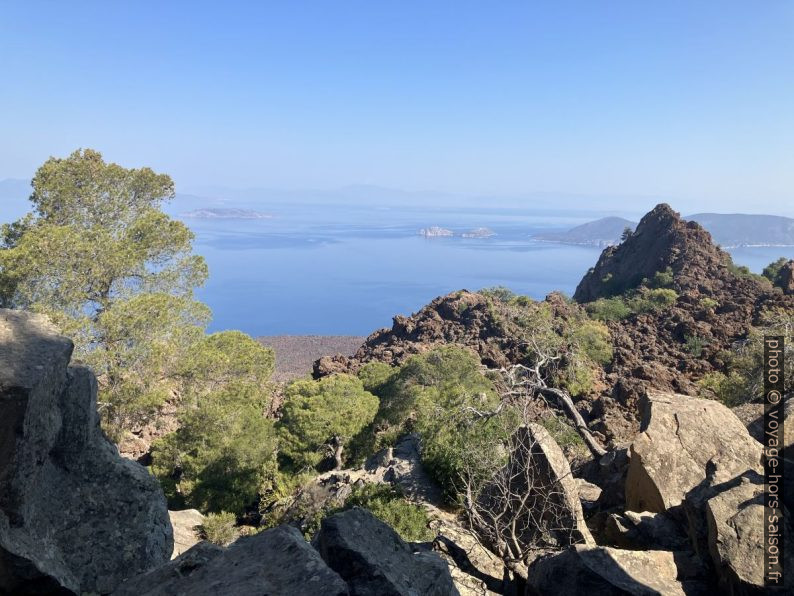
[0,309,173,595]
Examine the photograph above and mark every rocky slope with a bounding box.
[576,204,793,437]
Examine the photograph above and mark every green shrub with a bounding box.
[278,375,379,470]
[697,371,747,407]
[357,361,396,394]
[573,321,613,365]
[684,335,708,357]
[151,386,279,515]
[629,288,678,313]
[649,267,674,289]
[585,297,632,321]
[343,485,434,542]
[201,511,238,546]
[699,297,719,310]
[480,286,517,303]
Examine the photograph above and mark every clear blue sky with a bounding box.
[1,1,792,211]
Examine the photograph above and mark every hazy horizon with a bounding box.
[2,2,793,214]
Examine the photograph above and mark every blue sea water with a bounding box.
[181,204,794,336]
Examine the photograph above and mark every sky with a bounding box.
[1,1,792,212]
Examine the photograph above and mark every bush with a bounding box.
[343,485,434,542]
[573,321,613,365]
[699,297,719,310]
[151,389,279,514]
[539,415,584,450]
[357,361,396,394]
[684,335,708,357]
[697,371,747,407]
[480,286,517,303]
[762,257,789,284]
[629,288,678,313]
[585,297,632,321]
[649,267,674,289]
[201,511,238,546]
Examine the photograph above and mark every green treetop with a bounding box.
[278,374,379,470]
[0,149,209,438]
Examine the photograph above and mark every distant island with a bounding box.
[462,227,496,238]
[685,213,794,247]
[180,208,273,219]
[533,216,635,247]
[419,226,454,237]
[534,213,794,248]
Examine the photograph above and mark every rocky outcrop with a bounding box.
[113,525,350,596]
[527,545,708,595]
[625,390,762,514]
[313,507,458,596]
[0,309,173,595]
[431,517,504,596]
[575,204,794,441]
[169,509,205,559]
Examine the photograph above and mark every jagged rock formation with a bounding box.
[575,204,794,440]
[0,309,173,595]
[113,525,350,596]
[625,390,762,514]
[313,507,459,596]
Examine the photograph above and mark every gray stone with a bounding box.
[114,525,349,596]
[0,309,173,594]
[625,390,762,514]
[528,545,709,595]
[313,507,459,596]
[603,510,689,551]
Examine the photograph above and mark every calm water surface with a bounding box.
[178,204,794,336]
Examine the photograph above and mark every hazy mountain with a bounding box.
[686,213,794,247]
[533,216,636,247]
[180,208,272,219]
[535,212,794,248]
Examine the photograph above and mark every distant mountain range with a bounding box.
[180,208,272,220]
[534,213,794,248]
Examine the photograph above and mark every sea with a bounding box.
[174,202,794,336]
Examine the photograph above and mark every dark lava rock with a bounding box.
[0,309,173,595]
[113,526,350,596]
[313,507,459,596]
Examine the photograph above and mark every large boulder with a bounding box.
[625,390,762,514]
[474,424,594,553]
[0,309,173,594]
[313,507,458,596]
[527,545,708,595]
[113,525,350,596]
[683,469,793,595]
[603,510,689,551]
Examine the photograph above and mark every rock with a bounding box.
[574,204,794,442]
[575,478,602,512]
[313,507,459,596]
[730,403,764,443]
[682,469,794,595]
[0,309,173,595]
[169,509,205,559]
[431,517,504,596]
[113,525,349,596]
[474,424,594,552]
[527,545,708,595]
[625,390,762,514]
[603,511,689,551]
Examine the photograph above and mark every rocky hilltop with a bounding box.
[576,204,793,432]
[317,204,794,443]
